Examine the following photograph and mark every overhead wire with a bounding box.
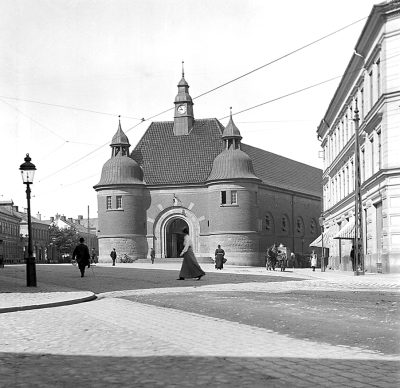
[23,15,370,182]
[0,98,67,142]
[0,95,143,121]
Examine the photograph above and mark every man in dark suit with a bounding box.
[110,248,117,266]
[72,237,91,277]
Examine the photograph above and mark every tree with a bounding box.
[49,224,79,262]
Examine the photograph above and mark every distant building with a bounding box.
[94,73,322,265]
[47,214,98,260]
[0,201,23,264]
[16,208,50,263]
[316,1,400,272]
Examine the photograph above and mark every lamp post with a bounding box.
[19,153,37,287]
[353,104,364,276]
[319,216,325,272]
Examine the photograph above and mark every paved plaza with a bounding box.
[0,263,399,387]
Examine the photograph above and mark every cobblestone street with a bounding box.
[0,264,399,387]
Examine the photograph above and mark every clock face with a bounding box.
[177,105,186,114]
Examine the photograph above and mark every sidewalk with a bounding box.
[0,265,96,313]
[0,263,398,314]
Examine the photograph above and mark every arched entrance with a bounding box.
[165,218,188,258]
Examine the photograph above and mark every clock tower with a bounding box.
[173,63,194,136]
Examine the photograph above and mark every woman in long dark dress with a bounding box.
[214,244,225,270]
[177,228,205,280]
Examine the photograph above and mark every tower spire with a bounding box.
[174,63,194,135]
[222,107,242,150]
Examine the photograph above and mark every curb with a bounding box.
[0,293,97,314]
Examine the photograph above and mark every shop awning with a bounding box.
[309,228,334,247]
[333,220,358,240]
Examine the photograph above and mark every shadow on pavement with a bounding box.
[2,353,399,388]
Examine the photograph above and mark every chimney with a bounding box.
[60,215,66,221]
[24,208,28,213]
[36,212,41,220]
[50,217,54,222]
[13,205,19,212]
[77,215,83,224]
[68,217,73,223]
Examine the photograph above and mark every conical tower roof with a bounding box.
[207,113,259,182]
[111,119,130,147]
[222,111,242,140]
[94,120,144,189]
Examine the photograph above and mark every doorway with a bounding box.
[166,218,188,258]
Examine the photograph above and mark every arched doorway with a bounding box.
[166,218,188,258]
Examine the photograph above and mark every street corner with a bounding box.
[0,291,96,314]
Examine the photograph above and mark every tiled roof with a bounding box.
[13,211,49,225]
[131,119,225,185]
[242,144,322,197]
[131,118,322,197]
[0,206,20,220]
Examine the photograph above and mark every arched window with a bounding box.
[281,215,290,235]
[265,213,274,233]
[310,219,317,235]
[296,217,304,235]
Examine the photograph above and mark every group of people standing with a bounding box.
[73,229,229,280]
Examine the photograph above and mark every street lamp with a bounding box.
[319,216,325,272]
[19,153,37,287]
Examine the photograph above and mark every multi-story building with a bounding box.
[0,201,23,264]
[316,0,400,272]
[94,73,322,265]
[17,209,50,263]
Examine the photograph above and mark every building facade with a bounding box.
[316,1,400,272]
[0,202,23,264]
[95,74,322,266]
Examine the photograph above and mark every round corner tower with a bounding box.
[206,112,262,266]
[93,120,147,262]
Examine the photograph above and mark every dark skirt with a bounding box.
[215,253,224,269]
[179,249,205,279]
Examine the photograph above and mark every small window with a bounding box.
[116,196,122,209]
[106,196,112,210]
[221,191,227,205]
[231,190,237,205]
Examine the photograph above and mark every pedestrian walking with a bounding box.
[177,228,205,281]
[350,245,356,271]
[214,244,225,270]
[150,247,155,264]
[90,248,97,264]
[110,248,117,266]
[72,237,91,278]
[310,250,317,272]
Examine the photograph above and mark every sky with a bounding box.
[0,0,379,220]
